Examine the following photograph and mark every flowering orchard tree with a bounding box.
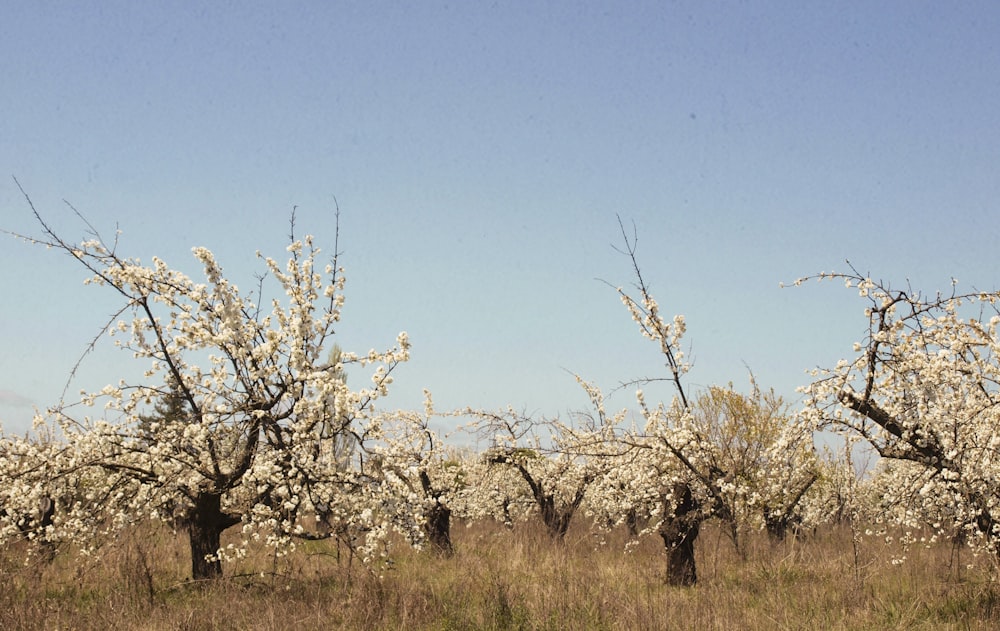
[798,269,1000,558]
[364,391,464,557]
[607,222,722,584]
[565,377,660,537]
[469,407,605,540]
[667,382,820,544]
[7,194,414,579]
[0,430,62,554]
[798,440,870,530]
[608,220,819,584]
[446,443,536,529]
[449,381,640,542]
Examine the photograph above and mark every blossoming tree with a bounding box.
[799,268,1000,557]
[364,391,464,557]
[0,429,63,555]
[608,219,819,584]
[469,407,603,541]
[6,193,414,579]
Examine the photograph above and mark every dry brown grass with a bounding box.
[2,519,998,630]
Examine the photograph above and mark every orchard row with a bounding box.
[3,204,999,585]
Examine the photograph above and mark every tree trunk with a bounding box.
[187,492,240,580]
[659,482,701,586]
[538,493,578,540]
[527,471,590,541]
[420,471,453,556]
[424,501,453,556]
[765,474,817,543]
[765,513,793,542]
[625,507,640,537]
[539,495,562,538]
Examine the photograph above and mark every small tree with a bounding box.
[6,192,414,579]
[689,383,819,544]
[798,268,1000,558]
[606,218,817,583]
[0,430,59,551]
[372,392,459,557]
[471,408,604,541]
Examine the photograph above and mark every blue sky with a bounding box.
[2,2,999,437]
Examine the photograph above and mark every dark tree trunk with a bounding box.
[765,513,794,542]
[538,490,586,540]
[512,463,590,541]
[627,509,638,537]
[188,492,240,580]
[765,473,818,543]
[424,501,453,556]
[539,495,568,539]
[4,496,58,561]
[420,471,453,556]
[659,482,701,586]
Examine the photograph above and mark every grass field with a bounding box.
[2,519,998,630]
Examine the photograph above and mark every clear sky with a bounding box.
[2,1,999,437]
